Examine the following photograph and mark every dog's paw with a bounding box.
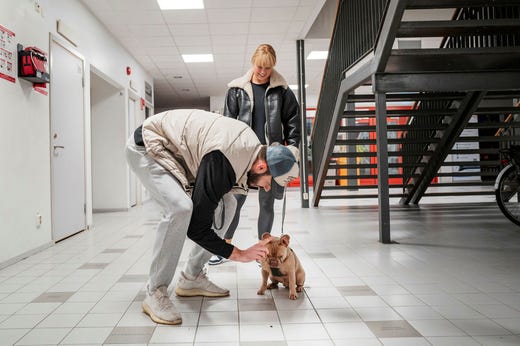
[296,285,303,292]
[289,293,298,300]
[257,288,266,295]
[267,282,279,290]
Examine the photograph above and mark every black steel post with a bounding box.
[296,39,310,208]
[375,90,391,243]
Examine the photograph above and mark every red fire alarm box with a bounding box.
[18,44,50,83]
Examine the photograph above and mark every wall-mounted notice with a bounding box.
[0,24,16,83]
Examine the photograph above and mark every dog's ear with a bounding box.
[261,232,271,240]
[280,234,291,247]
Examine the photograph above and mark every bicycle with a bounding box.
[495,145,520,226]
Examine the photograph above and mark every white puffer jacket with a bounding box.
[142,109,262,194]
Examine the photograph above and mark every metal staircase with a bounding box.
[310,0,520,242]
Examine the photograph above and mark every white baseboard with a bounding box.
[0,241,54,270]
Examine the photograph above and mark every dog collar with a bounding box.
[270,267,284,277]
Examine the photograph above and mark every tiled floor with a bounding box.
[1,189,520,345]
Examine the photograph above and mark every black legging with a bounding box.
[224,188,275,240]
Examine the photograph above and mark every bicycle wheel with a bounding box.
[495,165,520,226]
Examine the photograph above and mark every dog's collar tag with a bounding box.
[270,267,284,276]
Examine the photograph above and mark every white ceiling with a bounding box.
[80,0,331,110]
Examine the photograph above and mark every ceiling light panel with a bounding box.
[157,0,204,10]
[182,54,214,63]
[307,51,328,60]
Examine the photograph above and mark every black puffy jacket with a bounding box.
[223,68,300,148]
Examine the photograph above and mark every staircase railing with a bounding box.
[311,0,389,197]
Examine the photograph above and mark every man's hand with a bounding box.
[228,236,272,263]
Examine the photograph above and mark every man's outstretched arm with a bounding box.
[229,236,271,263]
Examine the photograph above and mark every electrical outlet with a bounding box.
[34,0,41,14]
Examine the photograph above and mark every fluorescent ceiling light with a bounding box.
[157,0,204,10]
[307,51,328,60]
[182,54,214,63]
[289,84,308,90]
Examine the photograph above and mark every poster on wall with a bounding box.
[452,114,480,181]
[0,24,16,83]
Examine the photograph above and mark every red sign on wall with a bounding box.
[0,24,16,83]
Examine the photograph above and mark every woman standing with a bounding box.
[209,43,300,265]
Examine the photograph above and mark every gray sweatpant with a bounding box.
[125,136,236,293]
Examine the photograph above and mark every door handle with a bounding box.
[53,145,65,149]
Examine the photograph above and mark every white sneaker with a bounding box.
[208,255,227,265]
[142,286,182,325]
[175,270,229,297]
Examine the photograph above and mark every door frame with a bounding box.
[127,90,149,206]
[49,34,89,239]
[90,65,126,212]
[127,94,138,207]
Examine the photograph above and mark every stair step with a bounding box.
[387,47,520,73]
[407,0,520,9]
[397,19,520,37]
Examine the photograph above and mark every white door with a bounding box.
[50,39,86,241]
[128,98,137,207]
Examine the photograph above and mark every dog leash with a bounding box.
[281,186,287,235]
[213,198,225,230]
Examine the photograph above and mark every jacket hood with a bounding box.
[227,68,288,90]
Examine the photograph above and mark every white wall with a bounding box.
[0,0,153,267]
[91,73,127,211]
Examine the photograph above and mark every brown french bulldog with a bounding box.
[257,232,305,300]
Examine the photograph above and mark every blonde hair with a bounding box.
[251,44,277,68]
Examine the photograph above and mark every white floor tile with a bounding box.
[67,291,106,303]
[282,323,329,340]
[415,293,465,306]
[493,317,520,334]
[432,304,484,319]
[472,304,520,319]
[15,302,60,315]
[379,337,431,345]
[15,327,70,345]
[0,329,30,346]
[36,313,84,328]
[89,300,132,314]
[76,313,123,327]
[1,293,41,304]
[195,325,239,343]
[308,296,351,309]
[380,294,425,307]
[455,293,501,306]
[200,298,237,312]
[316,308,361,322]
[60,327,112,344]
[473,335,520,345]
[0,192,519,345]
[408,319,466,337]
[0,314,47,329]
[239,310,279,324]
[287,340,334,346]
[273,295,314,310]
[198,311,238,325]
[239,323,284,342]
[345,296,389,308]
[450,318,513,336]
[324,322,376,339]
[426,336,481,345]
[149,325,196,344]
[53,302,97,314]
[354,306,402,321]
[332,339,382,346]
[394,306,445,320]
[304,286,342,298]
